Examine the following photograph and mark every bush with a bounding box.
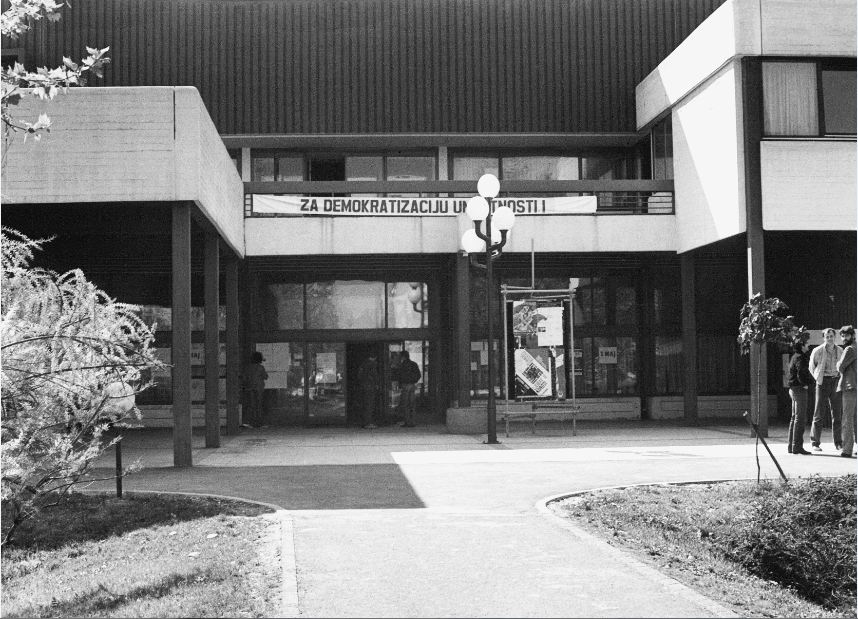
[1,228,163,545]
[720,475,856,613]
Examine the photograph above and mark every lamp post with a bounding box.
[460,174,515,444]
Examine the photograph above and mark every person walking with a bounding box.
[809,328,844,451]
[242,351,268,428]
[787,340,814,455]
[397,351,422,428]
[357,354,380,429]
[836,325,856,458]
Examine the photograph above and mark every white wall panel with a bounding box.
[673,62,747,253]
[761,141,857,230]
[761,0,857,56]
[245,214,678,256]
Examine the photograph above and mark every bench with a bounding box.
[498,402,581,437]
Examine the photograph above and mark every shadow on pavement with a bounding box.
[88,464,426,510]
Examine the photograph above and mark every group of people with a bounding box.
[787,325,856,457]
[357,350,422,430]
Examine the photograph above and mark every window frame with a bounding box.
[762,57,857,138]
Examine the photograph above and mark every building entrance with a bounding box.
[260,339,429,427]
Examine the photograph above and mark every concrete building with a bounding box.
[3,0,855,464]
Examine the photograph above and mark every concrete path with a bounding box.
[90,421,857,617]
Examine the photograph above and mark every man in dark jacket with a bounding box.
[397,351,422,428]
[837,325,856,458]
[787,341,814,455]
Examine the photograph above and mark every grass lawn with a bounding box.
[552,476,856,619]
[2,492,283,618]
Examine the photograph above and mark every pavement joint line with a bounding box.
[80,489,299,618]
[536,481,745,619]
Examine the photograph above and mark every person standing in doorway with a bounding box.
[809,328,844,451]
[837,325,856,458]
[787,340,813,455]
[242,351,268,428]
[357,354,380,429]
[397,351,422,428]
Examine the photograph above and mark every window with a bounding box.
[451,152,640,182]
[251,152,305,181]
[763,59,857,136]
[650,116,673,180]
[227,149,241,174]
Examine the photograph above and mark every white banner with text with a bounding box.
[252,194,597,216]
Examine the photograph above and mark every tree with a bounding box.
[737,294,808,479]
[1,228,163,545]
[1,0,109,151]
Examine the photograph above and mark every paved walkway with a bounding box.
[90,421,856,617]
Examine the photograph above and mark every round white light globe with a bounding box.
[477,173,500,199]
[407,287,422,304]
[460,228,486,253]
[465,196,489,222]
[492,205,515,230]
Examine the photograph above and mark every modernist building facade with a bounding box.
[3,0,855,463]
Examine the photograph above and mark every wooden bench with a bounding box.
[499,402,581,437]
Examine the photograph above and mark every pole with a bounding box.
[114,428,123,498]
[742,411,788,483]
[485,202,498,444]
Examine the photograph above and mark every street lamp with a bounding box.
[460,173,515,444]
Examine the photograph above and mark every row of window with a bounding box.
[241,151,647,182]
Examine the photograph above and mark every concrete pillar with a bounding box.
[204,231,221,448]
[742,57,768,437]
[455,252,471,407]
[225,257,241,435]
[680,253,698,424]
[171,204,193,467]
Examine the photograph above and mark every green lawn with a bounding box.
[2,493,283,618]
[552,476,856,619]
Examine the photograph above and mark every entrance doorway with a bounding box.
[260,339,429,427]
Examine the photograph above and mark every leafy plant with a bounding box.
[1,228,163,545]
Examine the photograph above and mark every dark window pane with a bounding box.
[822,69,857,134]
[252,156,276,181]
[258,282,304,329]
[277,157,304,181]
[615,282,637,326]
[654,336,683,394]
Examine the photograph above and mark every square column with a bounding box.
[204,231,221,448]
[172,204,193,467]
[455,252,471,407]
[225,257,241,435]
[680,253,698,424]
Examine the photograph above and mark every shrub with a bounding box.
[720,475,856,613]
[1,228,163,545]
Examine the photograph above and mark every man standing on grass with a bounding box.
[836,325,856,458]
[809,328,843,452]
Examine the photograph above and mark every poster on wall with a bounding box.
[536,306,564,346]
[598,347,618,364]
[514,348,553,397]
